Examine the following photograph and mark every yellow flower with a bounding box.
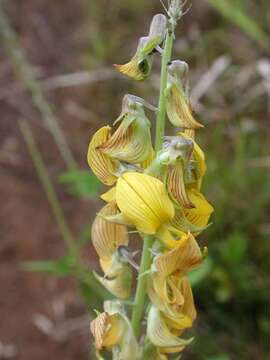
[87,126,118,186]
[90,301,139,359]
[115,172,175,234]
[90,311,125,351]
[91,202,128,261]
[114,14,167,81]
[167,162,194,208]
[114,37,153,81]
[147,305,193,354]
[179,131,206,190]
[166,61,204,129]
[184,188,214,230]
[98,96,153,163]
[151,233,203,303]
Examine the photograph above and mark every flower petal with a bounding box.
[147,305,193,351]
[90,312,125,350]
[116,172,175,234]
[98,112,153,164]
[94,266,132,300]
[153,233,203,277]
[166,83,204,129]
[91,202,128,261]
[87,126,118,185]
[184,189,214,230]
[167,162,194,208]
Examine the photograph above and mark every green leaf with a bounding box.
[207,0,270,53]
[21,253,75,276]
[188,257,213,286]
[58,170,100,197]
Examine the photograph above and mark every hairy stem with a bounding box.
[131,26,175,338]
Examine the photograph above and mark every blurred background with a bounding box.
[0,0,270,359]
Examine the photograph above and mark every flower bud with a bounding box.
[91,301,138,359]
[147,14,167,51]
[115,37,153,81]
[169,0,184,23]
[166,61,204,129]
[90,311,125,351]
[115,14,167,81]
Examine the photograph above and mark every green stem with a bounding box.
[131,26,175,338]
[155,27,174,152]
[131,235,154,338]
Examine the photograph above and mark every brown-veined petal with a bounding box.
[147,305,193,352]
[166,82,204,129]
[98,111,153,164]
[90,312,125,350]
[153,233,203,277]
[91,202,128,261]
[87,126,118,186]
[167,162,194,208]
[116,172,175,234]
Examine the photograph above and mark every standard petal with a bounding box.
[91,202,128,261]
[87,126,118,185]
[98,112,153,164]
[167,162,194,208]
[90,312,125,350]
[116,172,175,234]
[166,83,204,129]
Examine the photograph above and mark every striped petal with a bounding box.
[184,189,214,231]
[166,83,204,129]
[87,126,118,186]
[153,233,203,277]
[98,111,153,163]
[167,162,194,208]
[91,202,128,261]
[147,305,193,351]
[116,172,175,234]
[90,312,125,350]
